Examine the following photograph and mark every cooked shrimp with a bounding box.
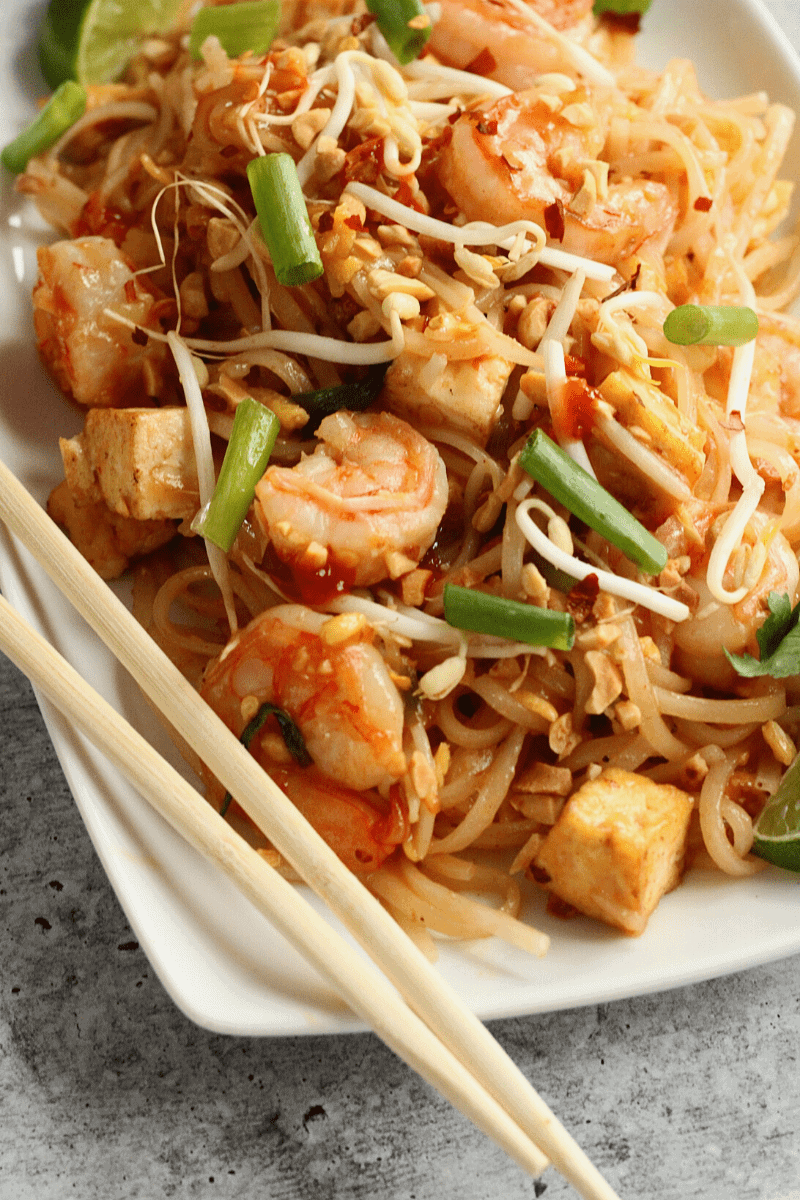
[32,235,165,408]
[427,0,595,90]
[200,603,408,791]
[672,512,800,687]
[269,765,406,874]
[438,90,677,267]
[255,410,449,589]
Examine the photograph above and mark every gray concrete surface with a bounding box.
[4,3,800,1197]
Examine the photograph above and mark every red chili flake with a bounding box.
[464,47,497,76]
[350,11,376,33]
[564,354,586,377]
[131,326,149,346]
[34,917,52,931]
[342,135,384,186]
[694,195,713,212]
[392,178,426,213]
[124,279,137,303]
[545,893,581,919]
[566,573,600,624]
[544,200,565,242]
[344,213,364,231]
[556,377,597,442]
[118,941,140,952]
[317,210,335,233]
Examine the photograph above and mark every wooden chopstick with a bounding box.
[0,458,621,1200]
[0,590,551,1178]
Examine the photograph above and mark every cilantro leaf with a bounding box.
[725,591,800,678]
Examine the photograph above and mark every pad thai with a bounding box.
[13,0,800,957]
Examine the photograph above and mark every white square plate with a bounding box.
[1,0,799,1036]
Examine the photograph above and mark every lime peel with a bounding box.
[39,0,186,89]
[752,753,800,872]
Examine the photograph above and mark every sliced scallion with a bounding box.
[443,584,575,650]
[189,0,280,60]
[663,304,758,347]
[194,396,279,553]
[2,80,87,174]
[294,363,389,430]
[592,0,652,15]
[519,428,667,576]
[365,0,432,64]
[247,153,323,287]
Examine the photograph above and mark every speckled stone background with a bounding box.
[4,3,800,1198]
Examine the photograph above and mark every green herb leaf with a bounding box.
[725,591,800,678]
[220,701,311,817]
[294,363,389,431]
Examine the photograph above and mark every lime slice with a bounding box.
[752,753,800,871]
[38,0,185,90]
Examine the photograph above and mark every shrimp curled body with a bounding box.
[255,410,449,588]
[428,0,595,90]
[439,91,677,267]
[200,605,409,872]
[201,603,408,791]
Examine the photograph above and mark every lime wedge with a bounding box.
[38,0,185,90]
[752,753,800,871]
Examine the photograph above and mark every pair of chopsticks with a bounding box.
[0,458,621,1200]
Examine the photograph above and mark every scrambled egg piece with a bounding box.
[60,408,199,521]
[596,369,706,489]
[533,767,693,935]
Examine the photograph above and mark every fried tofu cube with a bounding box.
[47,480,176,580]
[60,407,199,521]
[533,767,693,935]
[384,349,514,446]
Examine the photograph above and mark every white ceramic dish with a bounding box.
[2,0,799,1037]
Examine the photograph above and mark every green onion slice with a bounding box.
[2,81,87,174]
[443,584,575,651]
[294,363,389,430]
[247,153,323,287]
[220,701,311,816]
[519,429,668,576]
[663,304,759,347]
[365,0,432,64]
[189,0,280,60]
[592,0,652,15]
[194,396,279,553]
